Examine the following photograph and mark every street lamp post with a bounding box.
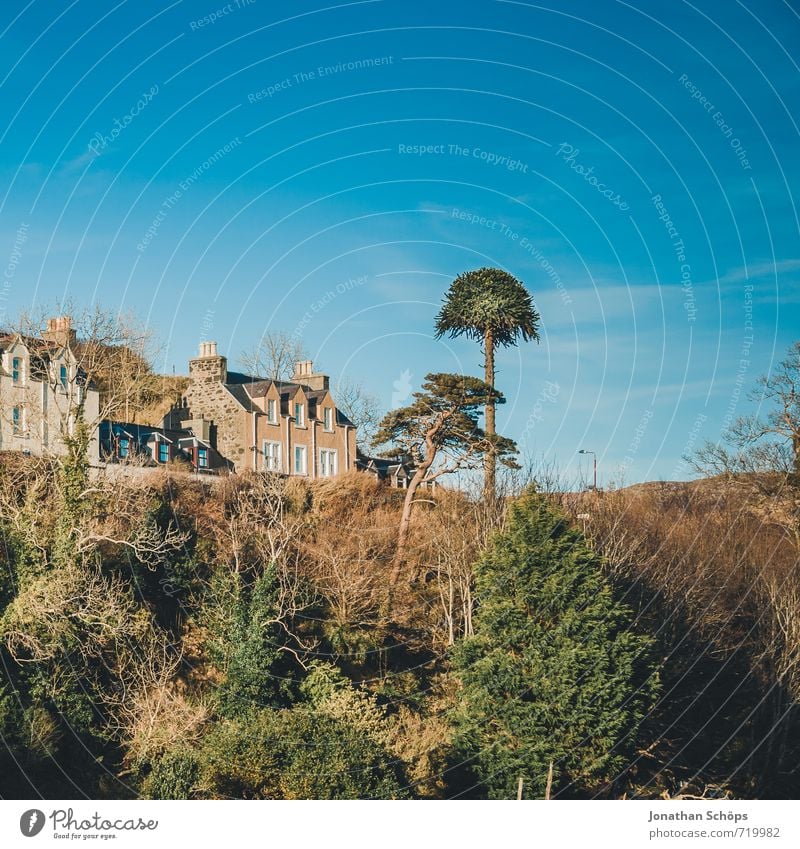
[578,449,597,490]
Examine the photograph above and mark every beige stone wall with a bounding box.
[184,381,249,471]
[254,407,354,477]
[184,346,357,476]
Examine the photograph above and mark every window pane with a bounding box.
[263,441,281,471]
[320,449,336,476]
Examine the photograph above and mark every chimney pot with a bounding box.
[43,315,76,347]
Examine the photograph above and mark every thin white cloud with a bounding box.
[715,259,800,286]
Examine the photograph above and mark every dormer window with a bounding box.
[294,402,304,427]
[323,406,333,431]
[60,364,68,390]
[158,441,169,463]
[267,398,277,424]
[12,357,21,384]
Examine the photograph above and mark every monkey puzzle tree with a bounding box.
[434,268,540,500]
[371,373,518,583]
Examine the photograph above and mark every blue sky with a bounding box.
[1,0,798,484]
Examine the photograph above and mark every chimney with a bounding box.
[292,359,329,391]
[187,417,212,443]
[189,340,227,383]
[42,316,77,348]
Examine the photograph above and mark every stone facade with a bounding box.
[166,342,356,476]
[0,318,100,462]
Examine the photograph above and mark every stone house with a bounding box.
[165,342,356,477]
[0,317,100,462]
[99,420,231,474]
[354,450,437,490]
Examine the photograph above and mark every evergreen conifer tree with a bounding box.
[451,490,658,798]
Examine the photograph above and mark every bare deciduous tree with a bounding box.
[238,331,307,382]
[74,475,190,569]
[302,520,381,638]
[105,628,206,764]
[333,377,382,450]
[212,473,318,662]
[2,561,143,665]
[15,303,163,425]
[690,341,800,548]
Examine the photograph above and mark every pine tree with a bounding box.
[372,372,518,578]
[451,490,658,798]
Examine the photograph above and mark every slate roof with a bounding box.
[99,420,230,472]
[220,372,355,427]
[224,383,260,413]
[355,452,413,479]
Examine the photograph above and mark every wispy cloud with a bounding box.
[715,259,800,286]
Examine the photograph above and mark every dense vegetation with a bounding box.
[1,444,799,799]
[1,304,798,799]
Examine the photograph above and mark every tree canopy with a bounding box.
[372,373,518,574]
[434,267,540,348]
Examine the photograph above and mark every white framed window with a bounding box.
[294,401,304,427]
[263,440,282,472]
[59,364,68,390]
[319,448,337,477]
[323,406,333,431]
[267,398,277,424]
[197,447,209,468]
[293,444,307,474]
[12,405,23,435]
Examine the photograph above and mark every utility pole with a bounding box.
[517,776,524,800]
[578,449,597,490]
